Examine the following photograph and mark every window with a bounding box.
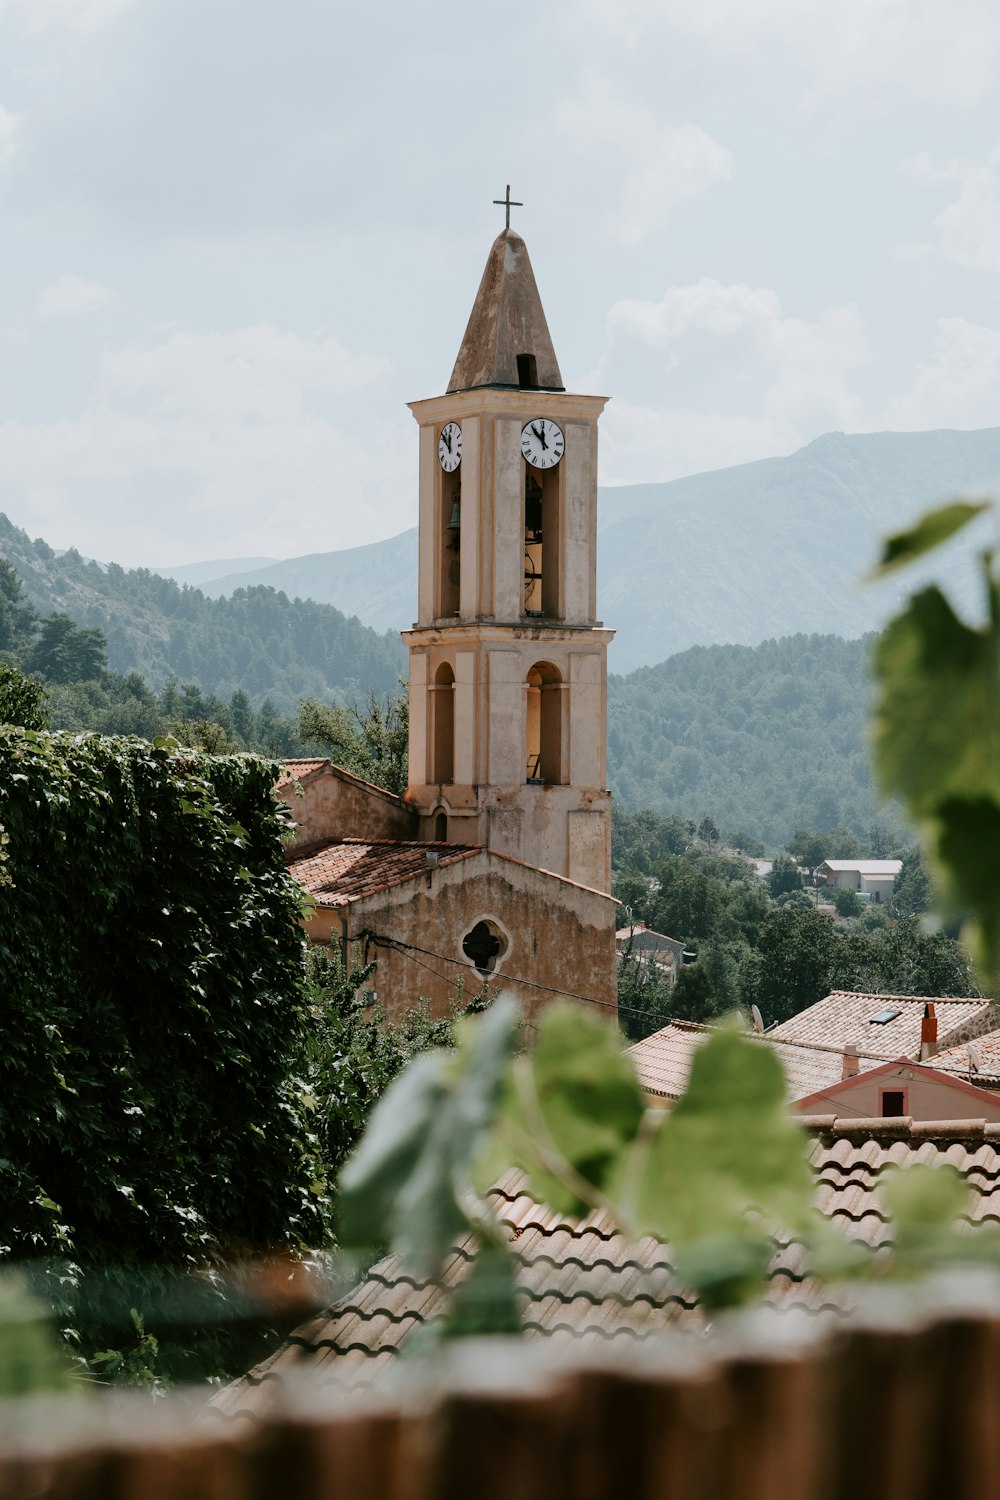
[516,353,538,389]
[525,662,563,784]
[881,1090,906,1118]
[434,811,447,841]
[869,1008,902,1025]
[462,919,508,976]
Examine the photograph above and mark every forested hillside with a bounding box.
[607,633,889,848]
[0,514,405,712]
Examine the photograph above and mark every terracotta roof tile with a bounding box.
[932,1027,1000,1081]
[288,838,481,906]
[626,1019,868,1104]
[769,990,996,1059]
[213,1117,1000,1417]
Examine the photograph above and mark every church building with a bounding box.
[279,206,618,1022]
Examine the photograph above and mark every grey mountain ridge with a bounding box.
[160,427,1000,674]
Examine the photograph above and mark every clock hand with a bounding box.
[531,423,544,443]
[443,430,452,453]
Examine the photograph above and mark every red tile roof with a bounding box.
[769,990,995,1058]
[932,1027,1000,1083]
[212,1117,1000,1414]
[288,838,481,906]
[627,1020,861,1103]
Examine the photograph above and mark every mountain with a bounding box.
[157,556,280,588]
[0,514,406,713]
[188,530,419,635]
[167,427,1000,674]
[606,632,885,847]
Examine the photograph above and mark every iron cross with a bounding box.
[493,184,523,230]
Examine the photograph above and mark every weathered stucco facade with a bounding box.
[294,842,617,1023]
[277,759,417,856]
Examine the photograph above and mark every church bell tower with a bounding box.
[403,196,613,893]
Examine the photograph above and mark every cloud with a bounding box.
[607,278,869,432]
[0,104,19,162]
[38,274,115,319]
[886,317,1000,430]
[0,0,135,35]
[0,325,410,565]
[583,0,1000,108]
[593,278,869,482]
[553,75,732,246]
[902,148,1000,275]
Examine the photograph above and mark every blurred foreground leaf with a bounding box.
[635,1023,813,1304]
[480,1001,645,1217]
[869,500,989,579]
[871,556,1000,984]
[338,996,518,1274]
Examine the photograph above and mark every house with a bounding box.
[211,1115,1000,1412]
[817,858,902,901]
[277,216,620,1020]
[615,923,685,983]
[628,990,998,1116]
[796,1057,1000,1123]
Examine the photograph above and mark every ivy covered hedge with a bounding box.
[0,729,329,1363]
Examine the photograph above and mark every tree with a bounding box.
[728,829,766,858]
[786,828,829,875]
[768,855,803,898]
[27,614,107,684]
[0,558,36,658]
[739,907,836,1025]
[0,664,47,730]
[670,962,718,1023]
[891,846,931,919]
[616,949,677,1043]
[697,815,719,844]
[299,687,409,796]
[612,872,652,929]
[833,887,863,918]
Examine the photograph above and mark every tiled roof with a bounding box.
[769,991,995,1058]
[627,1020,860,1103]
[288,839,481,907]
[276,758,407,804]
[277,758,328,787]
[213,1120,1000,1415]
[933,1027,1000,1083]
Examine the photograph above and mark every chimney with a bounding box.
[842,1043,860,1080]
[920,1003,938,1061]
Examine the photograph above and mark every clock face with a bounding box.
[438,421,462,472]
[520,418,564,470]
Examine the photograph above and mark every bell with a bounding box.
[447,492,461,531]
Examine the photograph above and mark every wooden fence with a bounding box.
[4,1276,1000,1500]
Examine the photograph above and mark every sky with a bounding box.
[2,0,1000,568]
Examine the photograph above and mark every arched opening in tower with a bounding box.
[525,661,563,784]
[431,661,455,784]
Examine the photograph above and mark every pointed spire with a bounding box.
[447,229,564,394]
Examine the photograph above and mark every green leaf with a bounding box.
[871,578,1000,821]
[441,1242,521,1340]
[635,1021,813,1255]
[869,501,990,579]
[881,1161,969,1231]
[338,996,519,1273]
[482,1001,645,1217]
[871,565,1000,982]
